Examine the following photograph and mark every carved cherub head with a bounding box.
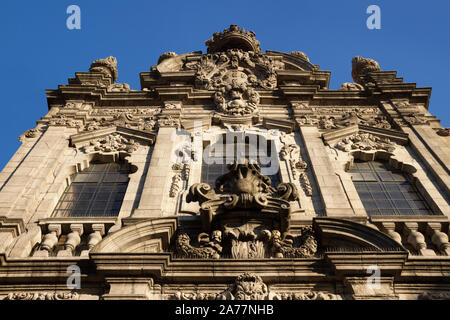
[211,230,222,243]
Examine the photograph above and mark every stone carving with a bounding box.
[279,139,311,196]
[174,232,222,259]
[48,115,82,128]
[89,56,118,82]
[290,51,309,62]
[170,163,190,197]
[85,108,161,133]
[187,161,298,217]
[338,82,364,91]
[299,173,313,196]
[171,273,268,300]
[186,49,283,91]
[271,291,342,300]
[164,102,181,110]
[351,56,380,85]
[158,52,177,64]
[158,115,180,128]
[84,133,139,154]
[107,83,130,92]
[214,86,260,116]
[403,114,429,126]
[436,128,450,136]
[185,31,284,117]
[316,111,391,130]
[23,129,40,138]
[205,25,261,54]
[181,160,318,259]
[336,133,396,153]
[269,228,317,258]
[169,173,182,198]
[419,292,450,300]
[5,292,79,300]
[170,273,340,300]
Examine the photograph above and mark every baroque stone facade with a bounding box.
[0,25,449,301]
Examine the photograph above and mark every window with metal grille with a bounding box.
[201,135,279,187]
[53,162,130,217]
[349,160,433,216]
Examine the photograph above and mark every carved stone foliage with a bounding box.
[169,273,340,300]
[186,161,297,222]
[170,163,190,198]
[4,292,79,300]
[85,108,161,133]
[47,115,82,128]
[175,231,222,259]
[89,56,118,82]
[177,161,317,259]
[296,107,392,130]
[84,133,139,154]
[351,56,380,85]
[280,135,312,196]
[107,83,130,93]
[271,291,342,300]
[338,82,364,91]
[184,36,284,116]
[335,133,396,153]
[436,128,450,136]
[23,128,41,138]
[269,228,317,258]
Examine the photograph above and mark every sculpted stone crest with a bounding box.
[175,160,318,259]
[184,26,284,116]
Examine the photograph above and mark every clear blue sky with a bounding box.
[0,0,449,170]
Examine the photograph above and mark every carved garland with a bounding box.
[169,273,341,300]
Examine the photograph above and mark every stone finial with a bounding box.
[158,52,177,64]
[205,24,261,54]
[89,56,118,82]
[290,51,309,62]
[351,56,380,84]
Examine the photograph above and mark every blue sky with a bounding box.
[0,0,449,170]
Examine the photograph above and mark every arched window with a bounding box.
[53,162,130,217]
[201,133,279,187]
[349,160,433,216]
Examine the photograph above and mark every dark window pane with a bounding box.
[349,160,431,216]
[376,200,393,209]
[53,162,129,218]
[390,192,405,200]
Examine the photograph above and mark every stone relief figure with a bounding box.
[269,227,317,258]
[174,232,222,259]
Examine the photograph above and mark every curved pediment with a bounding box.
[313,218,406,252]
[90,218,177,254]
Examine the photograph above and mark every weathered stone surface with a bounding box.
[0,24,448,301]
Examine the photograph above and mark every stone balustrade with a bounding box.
[371,217,450,256]
[33,219,117,257]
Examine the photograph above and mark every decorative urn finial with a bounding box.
[89,56,118,82]
[205,24,261,54]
